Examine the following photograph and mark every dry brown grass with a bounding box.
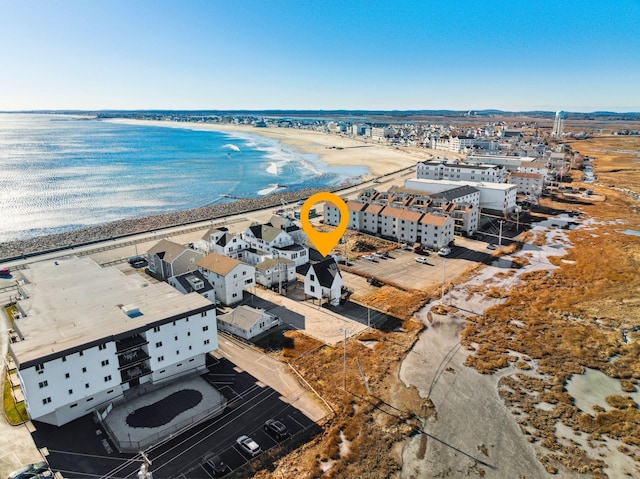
[462,135,640,477]
[254,319,427,478]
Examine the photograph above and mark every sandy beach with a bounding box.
[108,118,436,178]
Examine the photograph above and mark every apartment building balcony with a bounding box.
[117,349,151,369]
[120,362,151,383]
[115,334,148,353]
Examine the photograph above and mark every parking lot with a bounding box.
[347,244,491,292]
[31,356,319,479]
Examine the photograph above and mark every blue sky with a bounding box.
[1,1,638,112]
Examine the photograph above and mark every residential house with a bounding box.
[168,270,215,302]
[255,258,296,289]
[244,224,294,253]
[217,306,281,340]
[272,243,309,267]
[146,239,204,281]
[302,257,344,306]
[197,254,255,306]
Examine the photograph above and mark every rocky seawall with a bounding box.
[0,188,327,261]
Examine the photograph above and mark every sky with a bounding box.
[1,0,639,112]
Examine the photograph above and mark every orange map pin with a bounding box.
[300,192,349,257]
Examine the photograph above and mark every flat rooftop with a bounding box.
[11,256,214,368]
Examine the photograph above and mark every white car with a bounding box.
[415,257,429,264]
[236,435,261,456]
[437,247,451,256]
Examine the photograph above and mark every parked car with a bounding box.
[363,254,376,262]
[415,257,429,264]
[400,243,411,250]
[367,277,383,287]
[8,462,51,479]
[486,244,498,250]
[202,453,228,477]
[236,435,261,456]
[437,247,451,257]
[0,267,10,276]
[264,419,288,439]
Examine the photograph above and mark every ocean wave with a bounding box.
[257,183,283,196]
[222,143,240,152]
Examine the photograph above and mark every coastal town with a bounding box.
[1,111,638,479]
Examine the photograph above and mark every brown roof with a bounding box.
[346,200,368,212]
[419,213,449,226]
[380,205,423,222]
[197,253,244,276]
[511,172,544,179]
[363,203,386,215]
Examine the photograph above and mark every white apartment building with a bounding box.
[9,256,217,427]
[466,155,539,172]
[417,160,506,183]
[509,172,545,197]
[371,127,395,141]
[418,213,455,250]
[405,178,518,214]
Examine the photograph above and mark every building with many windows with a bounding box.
[417,160,506,183]
[9,256,217,427]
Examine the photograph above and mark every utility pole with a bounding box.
[498,220,504,246]
[138,452,153,479]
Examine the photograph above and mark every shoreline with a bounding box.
[106,118,426,178]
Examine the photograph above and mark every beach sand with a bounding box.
[109,119,439,178]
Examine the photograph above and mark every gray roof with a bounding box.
[218,305,275,331]
[247,224,286,243]
[433,185,479,201]
[173,270,214,294]
[255,258,294,271]
[147,239,189,262]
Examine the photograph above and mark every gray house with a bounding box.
[146,239,204,281]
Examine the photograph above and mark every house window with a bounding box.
[242,271,246,276]
[158,356,164,362]
[85,383,90,389]
[245,279,252,285]
[176,350,180,355]
[310,285,315,292]
[201,312,207,317]
[156,341,163,348]
[310,274,315,281]
[68,389,73,395]
[38,381,48,388]
[174,335,178,341]
[154,326,160,332]
[204,339,210,345]
[232,293,238,298]
[189,345,192,350]
[86,397,94,402]
[99,344,107,351]
[62,356,66,362]
[101,360,109,367]
[187,332,191,337]
[42,397,51,405]
[104,375,112,382]
[79,351,83,357]
[65,373,70,379]
[203,326,209,332]
[82,367,87,373]
[35,364,44,373]
[70,403,77,408]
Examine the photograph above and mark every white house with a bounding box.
[168,270,216,302]
[217,306,281,340]
[9,256,217,427]
[272,243,309,267]
[303,257,344,306]
[197,254,255,306]
[147,239,204,281]
[244,224,294,253]
[255,258,296,289]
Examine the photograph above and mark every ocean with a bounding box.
[0,114,367,242]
